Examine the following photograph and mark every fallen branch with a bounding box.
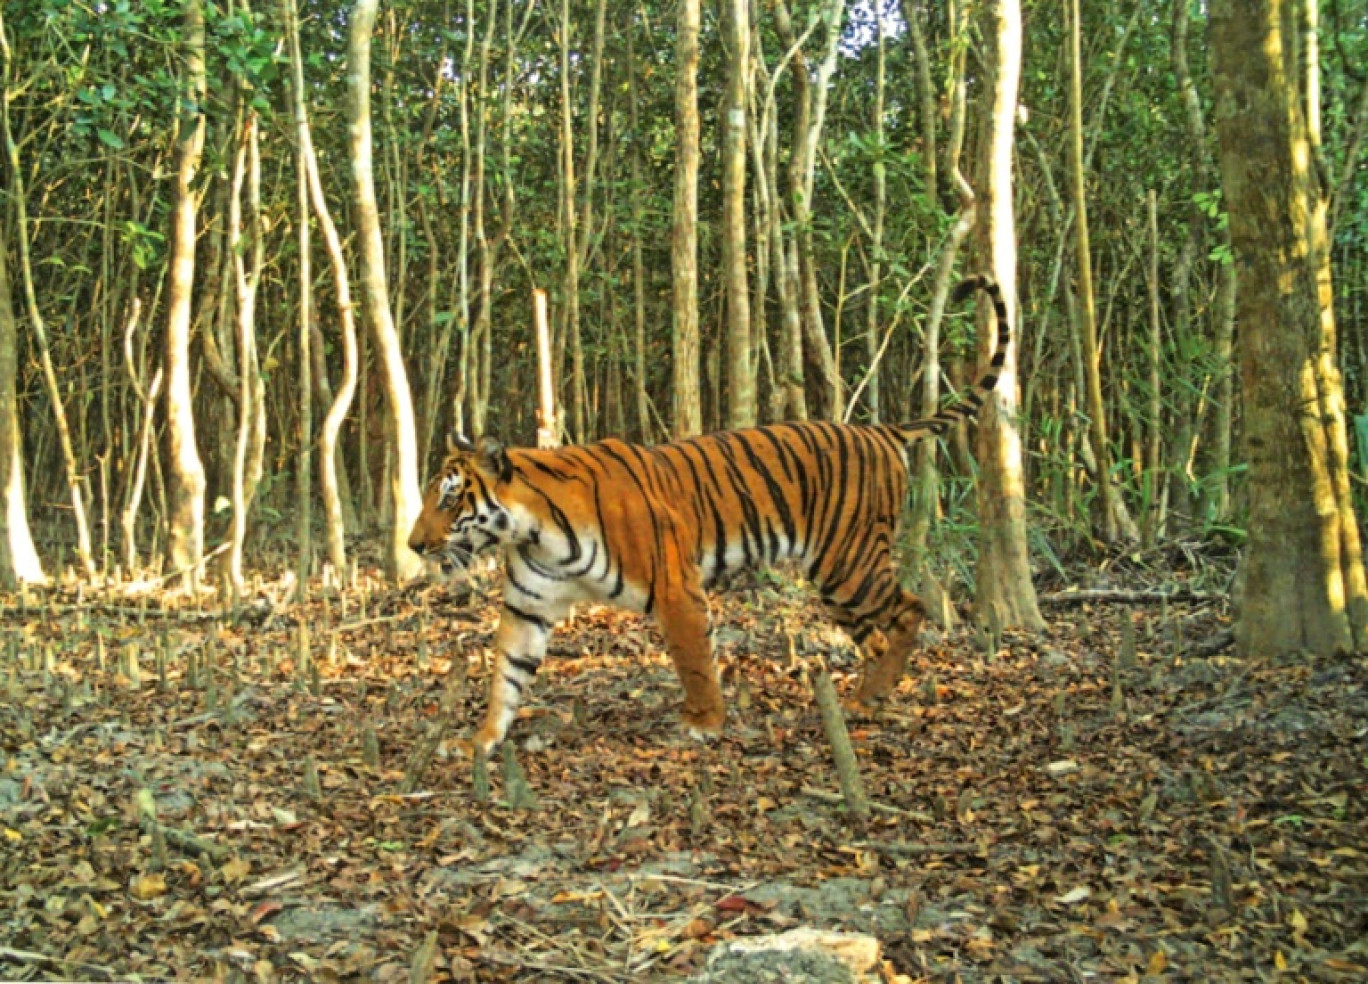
[1039,588,1221,606]
[811,669,869,820]
[800,786,933,823]
[0,945,116,981]
[147,820,232,863]
[858,840,986,858]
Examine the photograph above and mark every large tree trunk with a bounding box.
[0,228,43,586]
[722,0,754,429]
[348,0,423,581]
[163,0,209,592]
[1210,0,1368,656]
[671,0,702,437]
[973,0,1043,631]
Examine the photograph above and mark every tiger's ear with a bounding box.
[476,435,513,483]
[448,431,474,455]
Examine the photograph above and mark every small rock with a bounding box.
[693,928,881,984]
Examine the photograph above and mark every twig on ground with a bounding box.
[0,946,116,981]
[1039,588,1222,606]
[858,840,986,857]
[801,786,934,822]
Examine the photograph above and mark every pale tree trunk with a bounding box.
[283,0,357,579]
[470,0,499,439]
[722,0,754,428]
[0,224,43,586]
[1,22,95,580]
[228,109,265,597]
[752,25,805,421]
[556,0,586,442]
[163,0,209,592]
[348,0,422,581]
[626,19,652,442]
[672,0,702,437]
[291,80,312,600]
[974,0,1044,631]
[1211,0,1368,656]
[534,290,559,449]
[1067,0,1135,544]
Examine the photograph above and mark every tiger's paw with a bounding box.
[472,723,505,758]
[681,705,726,742]
[842,695,883,719]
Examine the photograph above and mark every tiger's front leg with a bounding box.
[472,601,560,755]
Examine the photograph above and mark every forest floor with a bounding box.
[2,553,1367,983]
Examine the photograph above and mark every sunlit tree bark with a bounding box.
[671,0,702,437]
[974,0,1044,630]
[163,0,209,591]
[1210,0,1368,656]
[348,0,423,581]
[0,225,43,586]
[722,0,754,428]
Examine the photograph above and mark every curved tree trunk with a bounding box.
[285,0,359,579]
[973,0,1043,631]
[348,0,423,581]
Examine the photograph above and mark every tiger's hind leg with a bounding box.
[655,569,726,739]
[819,556,927,710]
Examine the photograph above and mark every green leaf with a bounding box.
[97,128,124,149]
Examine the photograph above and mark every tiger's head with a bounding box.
[408,434,516,573]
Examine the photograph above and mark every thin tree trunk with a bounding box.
[285,0,358,578]
[900,0,937,203]
[1143,189,1164,546]
[722,0,754,428]
[974,0,1044,631]
[863,6,886,425]
[228,109,264,596]
[1067,0,1132,544]
[348,0,423,581]
[1208,255,1236,522]
[626,19,651,443]
[557,0,585,441]
[672,0,702,437]
[0,201,43,585]
[534,290,558,449]
[470,0,499,438]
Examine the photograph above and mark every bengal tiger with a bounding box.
[408,276,1008,755]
